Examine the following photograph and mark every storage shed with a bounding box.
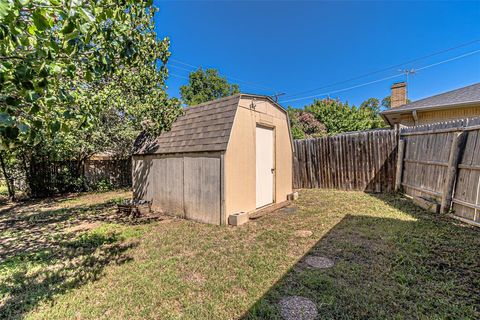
[132,94,294,225]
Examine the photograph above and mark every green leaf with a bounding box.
[0,0,12,19]
[22,80,34,90]
[85,70,93,82]
[50,121,61,133]
[27,91,39,102]
[0,112,13,126]
[79,7,95,23]
[61,123,69,133]
[5,96,19,106]
[32,10,51,31]
[4,126,19,139]
[32,120,42,128]
[37,77,48,88]
[61,20,75,34]
[29,104,40,114]
[63,110,75,119]
[17,122,29,133]
[0,25,8,40]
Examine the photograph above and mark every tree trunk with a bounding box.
[20,151,32,196]
[0,153,16,201]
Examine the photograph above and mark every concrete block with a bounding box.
[413,196,440,214]
[228,212,249,226]
[287,192,299,201]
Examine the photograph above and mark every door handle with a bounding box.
[271,168,275,174]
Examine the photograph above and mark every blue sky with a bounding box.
[154,1,480,108]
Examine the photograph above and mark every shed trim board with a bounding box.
[220,152,226,225]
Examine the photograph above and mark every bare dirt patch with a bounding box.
[66,221,102,233]
[294,230,313,238]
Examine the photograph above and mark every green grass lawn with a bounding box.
[0,189,478,319]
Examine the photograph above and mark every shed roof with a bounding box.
[134,95,241,155]
[382,83,480,115]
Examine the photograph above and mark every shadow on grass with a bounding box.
[0,193,157,319]
[0,230,137,319]
[0,198,157,261]
[242,193,480,319]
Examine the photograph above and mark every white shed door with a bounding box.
[256,126,274,208]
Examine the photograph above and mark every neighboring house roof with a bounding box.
[382,83,480,115]
[133,94,292,155]
[381,83,480,126]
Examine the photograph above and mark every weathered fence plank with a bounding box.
[399,117,480,226]
[293,130,398,192]
[440,132,467,213]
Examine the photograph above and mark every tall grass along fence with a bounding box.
[29,158,132,197]
[293,129,398,193]
[396,117,480,226]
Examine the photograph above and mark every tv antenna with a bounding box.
[272,92,285,103]
[398,68,416,84]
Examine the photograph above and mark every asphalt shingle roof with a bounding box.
[382,82,480,114]
[133,95,240,155]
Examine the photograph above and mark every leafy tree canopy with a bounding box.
[288,107,327,139]
[0,0,182,199]
[180,68,240,106]
[0,0,180,151]
[290,97,387,138]
[360,97,380,113]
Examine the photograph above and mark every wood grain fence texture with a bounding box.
[293,130,398,192]
[30,158,131,197]
[398,117,480,226]
[84,158,132,188]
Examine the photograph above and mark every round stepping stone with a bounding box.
[305,256,334,269]
[278,296,318,320]
[280,207,298,214]
[294,230,313,238]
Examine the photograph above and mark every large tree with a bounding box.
[0,0,182,198]
[180,68,240,106]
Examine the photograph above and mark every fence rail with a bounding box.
[398,117,480,226]
[293,130,398,192]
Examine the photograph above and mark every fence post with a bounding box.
[395,138,405,192]
[440,131,467,214]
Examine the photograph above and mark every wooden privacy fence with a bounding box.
[293,130,398,192]
[29,158,132,197]
[84,158,132,188]
[396,117,480,226]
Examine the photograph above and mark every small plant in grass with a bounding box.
[93,179,113,192]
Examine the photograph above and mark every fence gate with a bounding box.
[396,117,480,226]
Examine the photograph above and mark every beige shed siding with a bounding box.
[224,97,292,218]
[133,152,222,224]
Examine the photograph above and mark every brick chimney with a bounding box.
[391,82,407,108]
